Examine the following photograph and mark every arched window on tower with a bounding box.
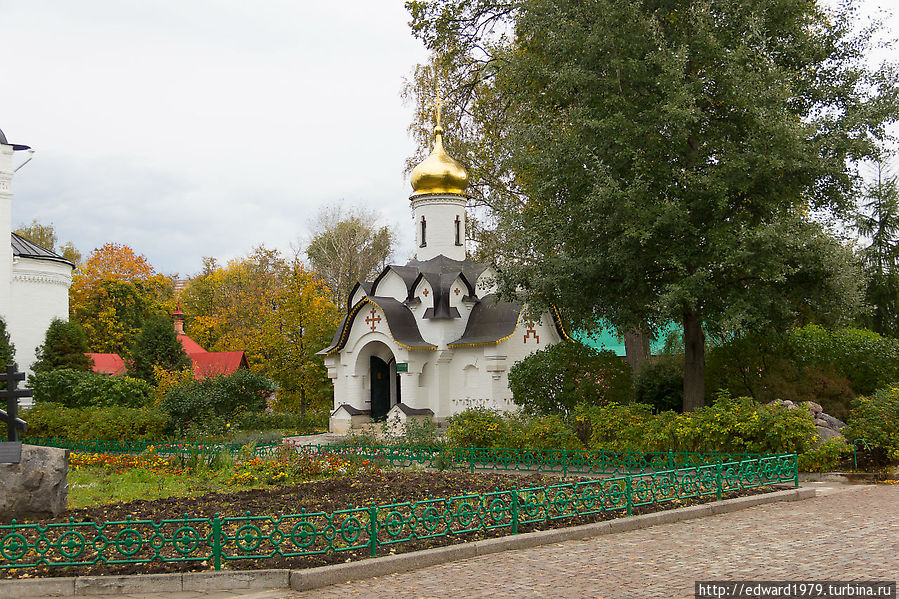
[455,215,462,246]
[420,216,427,247]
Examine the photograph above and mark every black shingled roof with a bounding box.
[11,233,74,267]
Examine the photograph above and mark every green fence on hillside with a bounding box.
[0,453,798,572]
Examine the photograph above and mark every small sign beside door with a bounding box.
[395,362,409,373]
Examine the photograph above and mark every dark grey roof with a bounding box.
[318,296,436,355]
[369,255,488,321]
[391,404,434,416]
[331,404,370,416]
[11,233,74,267]
[449,294,523,347]
[0,128,30,151]
[347,281,374,312]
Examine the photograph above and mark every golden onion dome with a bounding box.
[410,125,469,197]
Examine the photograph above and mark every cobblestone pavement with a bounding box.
[293,483,898,599]
[22,483,897,599]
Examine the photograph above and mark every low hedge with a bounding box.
[30,369,152,408]
[23,403,168,441]
[445,394,818,456]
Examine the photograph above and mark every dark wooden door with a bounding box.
[370,356,390,420]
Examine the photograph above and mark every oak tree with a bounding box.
[408,0,896,409]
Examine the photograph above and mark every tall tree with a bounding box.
[32,318,93,373]
[0,317,15,367]
[70,243,174,356]
[854,157,899,336]
[14,219,82,265]
[408,0,897,410]
[129,314,191,383]
[181,247,340,411]
[305,203,396,304]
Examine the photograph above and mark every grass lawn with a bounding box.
[67,468,237,509]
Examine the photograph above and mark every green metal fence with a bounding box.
[23,438,279,460]
[25,437,776,477]
[288,443,779,476]
[0,453,797,572]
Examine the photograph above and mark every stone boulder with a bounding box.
[0,445,69,523]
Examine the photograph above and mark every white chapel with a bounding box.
[321,119,569,433]
[0,128,75,377]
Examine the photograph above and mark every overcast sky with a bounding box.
[3,1,896,277]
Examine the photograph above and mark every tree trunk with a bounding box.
[300,387,307,418]
[623,329,651,373]
[682,310,705,412]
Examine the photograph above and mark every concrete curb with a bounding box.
[3,569,290,599]
[4,487,815,598]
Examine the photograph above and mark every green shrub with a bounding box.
[24,402,168,440]
[791,325,899,395]
[634,357,684,413]
[31,369,152,408]
[705,326,898,419]
[128,314,190,383]
[517,414,583,450]
[677,395,817,454]
[508,341,633,416]
[233,408,328,432]
[798,438,850,472]
[446,408,511,448]
[577,394,816,454]
[578,403,656,452]
[161,369,276,435]
[32,318,92,373]
[844,387,899,462]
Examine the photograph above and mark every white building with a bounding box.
[0,128,74,378]
[321,121,569,433]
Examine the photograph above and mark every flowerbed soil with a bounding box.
[1,471,777,579]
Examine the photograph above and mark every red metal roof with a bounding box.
[87,353,127,376]
[177,334,207,355]
[86,335,247,381]
[190,351,248,379]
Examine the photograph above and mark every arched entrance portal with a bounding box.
[357,341,401,421]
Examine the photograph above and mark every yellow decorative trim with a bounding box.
[327,297,436,355]
[550,304,573,341]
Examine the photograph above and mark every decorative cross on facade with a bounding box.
[454,288,460,296]
[365,308,382,332]
[422,288,429,297]
[523,326,540,344]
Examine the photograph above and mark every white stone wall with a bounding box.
[0,146,14,325]
[10,257,73,379]
[411,195,467,261]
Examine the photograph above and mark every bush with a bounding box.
[161,369,276,435]
[844,387,899,462]
[32,318,92,373]
[446,408,511,448]
[233,408,329,433]
[798,438,850,472]
[576,394,817,454]
[129,315,190,382]
[508,341,633,416]
[516,413,583,450]
[705,326,899,419]
[31,369,152,408]
[791,326,899,395]
[24,402,168,440]
[634,356,684,412]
